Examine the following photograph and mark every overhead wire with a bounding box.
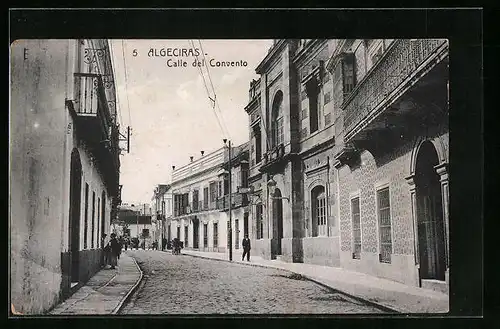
[108,39,123,126]
[188,39,229,140]
[197,40,231,140]
[121,39,133,130]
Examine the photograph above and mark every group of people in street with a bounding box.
[101,233,122,269]
[99,232,252,266]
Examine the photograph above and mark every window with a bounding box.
[142,228,150,238]
[177,226,181,239]
[184,226,189,247]
[342,53,356,95]
[203,223,208,248]
[223,177,229,196]
[256,203,263,239]
[203,187,209,209]
[309,91,319,133]
[213,223,218,248]
[253,127,262,163]
[377,187,392,263]
[276,117,284,146]
[351,197,361,259]
[91,191,95,248]
[192,190,199,211]
[168,226,171,241]
[272,92,284,148]
[241,168,249,188]
[312,186,327,237]
[209,182,218,208]
[84,183,89,249]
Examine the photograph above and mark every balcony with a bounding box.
[72,73,114,144]
[259,143,297,174]
[342,39,449,144]
[70,73,120,196]
[216,193,249,211]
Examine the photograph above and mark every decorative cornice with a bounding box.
[255,40,287,74]
[305,163,329,177]
[300,137,335,159]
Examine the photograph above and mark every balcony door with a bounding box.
[192,217,200,249]
[415,141,446,282]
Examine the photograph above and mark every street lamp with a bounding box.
[223,138,233,262]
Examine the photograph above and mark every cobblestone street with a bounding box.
[120,250,384,314]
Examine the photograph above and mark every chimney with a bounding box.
[172,165,175,170]
[201,151,205,156]
[190,156,194,162]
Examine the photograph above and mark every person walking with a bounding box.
[242,234,251,262]
[109,233,121,269]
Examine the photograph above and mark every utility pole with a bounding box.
[143,204,146,250]
[224,139,233,262]
[136,205,139,250]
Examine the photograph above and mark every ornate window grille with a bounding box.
[351,197,361,259]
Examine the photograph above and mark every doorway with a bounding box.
[415,141,446,281]
[243,212,249,236]
[69,149,82,284]
[273,188,284,255]
[193,217,199,249]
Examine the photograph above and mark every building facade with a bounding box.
[168,144,250,257]
[151,184,172,249]
[10,39,121,314]
[116,205,154,248]
[244,39,449,293]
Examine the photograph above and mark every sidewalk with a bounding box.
[49,253,142,315]
[180,249,449,314]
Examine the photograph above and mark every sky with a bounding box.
[110,39,273,205]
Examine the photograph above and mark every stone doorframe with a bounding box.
[405,136,449,284]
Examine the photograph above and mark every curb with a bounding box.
[111,254,144,315]
[182,252,400,314]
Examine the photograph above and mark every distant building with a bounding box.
[168,144,249,255]
[10,39,121,314]
[151,184,172,248]
[117,204,154,248]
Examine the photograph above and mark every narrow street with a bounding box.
[120,250,384,314]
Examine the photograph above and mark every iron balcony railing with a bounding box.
[73,72,117,150]
[342,39,448,139]
[216,193,249,210]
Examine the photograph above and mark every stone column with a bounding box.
[434,162,449,283]
[405,174,421,287]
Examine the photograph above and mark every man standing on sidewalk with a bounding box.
[109,233,121,269]
[242,234,251,262]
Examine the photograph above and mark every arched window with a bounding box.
[311,185,327,237]
[271,92,284,148]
